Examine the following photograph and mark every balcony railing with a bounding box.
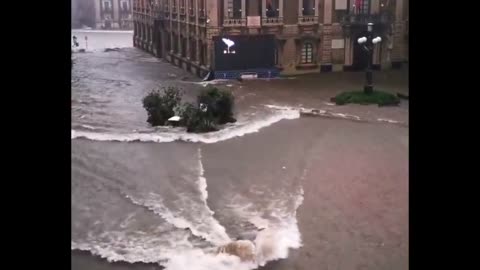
[262,17,283,25]
[342,12,393,25]
[299,16,318,25]
[179,14,186,22]
[198,9,206,18]
[180,7,185,15]
[223,18,246,27]
[172,6,177,13]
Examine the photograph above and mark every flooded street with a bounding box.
[72,30,408,270]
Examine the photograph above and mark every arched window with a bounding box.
[301,42,313,64]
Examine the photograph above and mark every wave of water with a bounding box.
[71,145,305,270]
[71,106,300,143]
[72,200,304,270]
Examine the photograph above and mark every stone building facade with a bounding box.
[95,0,134,29]
[133,0,408,78]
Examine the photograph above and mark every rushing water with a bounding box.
[71,30,306,270]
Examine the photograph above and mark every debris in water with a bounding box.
[104,48,120,52]
[202,71,215,81]
[168,116,181,122]
[217,240,256,262]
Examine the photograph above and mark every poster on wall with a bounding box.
[213,35,275,71]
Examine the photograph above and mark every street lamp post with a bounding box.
[357,23,382,94]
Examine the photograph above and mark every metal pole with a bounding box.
[364,44,373,94]
[364,23,374,94]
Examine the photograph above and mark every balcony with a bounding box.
[180,7,185,15]
[262,17,283,26]
[342,12,392,26]
[298,16,318,25]
[172,6,177,14]
[223,18,246,27]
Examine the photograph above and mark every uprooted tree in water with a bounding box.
[142,86,236,133]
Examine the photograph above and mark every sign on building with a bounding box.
[247,16,261,27]
[335,0,347,10]
[331,39,345,49]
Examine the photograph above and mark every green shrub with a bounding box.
[331,90,400,106]
[180,103,218,133]
[197,87,236,124]
[142,86,237,133]
[142,87,183,126]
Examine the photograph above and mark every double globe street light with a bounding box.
[357,23,382,94]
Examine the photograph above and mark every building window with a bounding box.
[181,37,187,57]
[180,0,185,13]
[173,34,178,53]
[301,42,313,64]
[189,0,194,15]
[121,0,129,12]
[354,0,371,15]
[302,0,315,16]
[103,0,112,12]
[266,0,280,18]
[199,42,205,65]
[190,39,197,61]
[166,33,171,51]
[199,0,205,17]
[227,0,242,19]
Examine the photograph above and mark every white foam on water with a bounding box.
[197,148,209,202]
[191,79,232,87]
[331,112,361,120]
[254,219,302,266]
[377,118,402,124]
[224,188,305,266]
[71,228,194,264]
[124,193,231,246]
[71,106,300,144]
[81,124,96,130]
[164,249,257,270]
[72,187,304,270]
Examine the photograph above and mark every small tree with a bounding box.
[142,87,183,126]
